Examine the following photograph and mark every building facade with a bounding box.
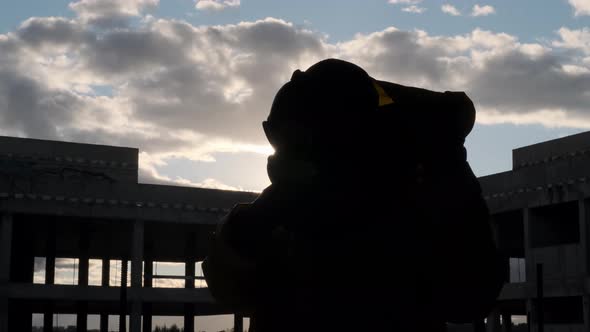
[0,136,258,332]
[481,131,590,332]
[3,131,590,332]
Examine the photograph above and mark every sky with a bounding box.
[1,0,590,329]
[1,0,590,193]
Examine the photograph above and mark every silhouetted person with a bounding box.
[202,59,504,332]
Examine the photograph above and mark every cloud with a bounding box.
[195,0,240,11]
[69,0,159,27]
[553,27,590,54]
[336,27,590,127]
[441,4,461,16]
[2,7,590,190]
[471,4,495,16]
[402,5,426,14]
[568,0,590,16]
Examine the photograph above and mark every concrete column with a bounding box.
[501,313,512,332]
[234,314,243,332]
[0,214,13,283]
[185,232,196,289]
[0,214,12,332]
[100,259,110,332]
[526,298,536,332]
[102,258,110,287]
[131,220,144,288]
[184,304,194,332]
[184,232,196,332]
[119,258,128,332]
[130,220,144,332]
[100,314,108,332]
[579,198,589,275]
[0,298,7,332]
[584,295,590,332]
[43,305,54,332]
[144,259,152,288]
[185,259,195,289]
[473,320,486,332]
[130,302,141,332]
[143,255,152,332]
[46,222,56,285]
[77,226,89,332]
[142,304,152,332]
[486,308,501,332]
[523,208,534,282]
[78,225,89,286]
[77,302,88,332]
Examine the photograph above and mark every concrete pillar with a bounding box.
[501,313,512,332]
[523,208,533,282]
[526,298,536,332]
[131,220,144,288]
[184,232,196,332]
[77,226,89,332]
[579,198,590,275]
[0,299,6,332]
[0,214,13,283]
[184,304,194,332]
[130,220,144,332]
[0,215,12,332]
[102,258,110,287]
[142,304,152,332]
[185,232,196,289]
[100,314,109,332]
[143,255,152,332]
[46,222,56,285]
[119,258,128,332]
[234,314,243,332]
[43,305,54,332]
[584,295,590,332]
[77,302,88,332]
[130,302,141,332]
[473,320,486,332]
[100,259,110,332]
[486,308,501,332]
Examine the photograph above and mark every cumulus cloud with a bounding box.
[195,0,240,11]
[568,0,590,16]
[69,0,159,27]
[471,4,495,16]
[402,5,426,14]
[442,4,461,16]
[553,27,590,54]
[2,6,590,190]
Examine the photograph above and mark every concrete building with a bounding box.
[4,130,590,332]
[0,136,258,332]
[480,130,590,332]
